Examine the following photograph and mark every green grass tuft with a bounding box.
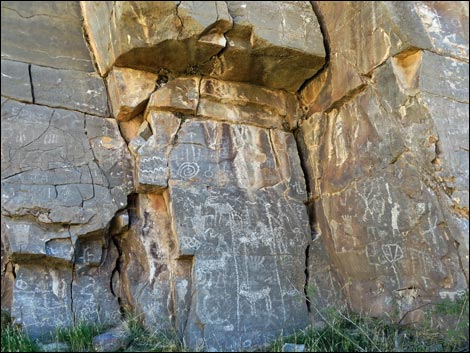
[1,293,468,352]
[1,324,40,352]
[50,321,108,352]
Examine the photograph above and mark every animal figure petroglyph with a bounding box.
[240,285,272,315]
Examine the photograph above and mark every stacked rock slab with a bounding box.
[80,1,326,351]
[123,78,311,350]
[299,1,469,323]
[1,1,134,337]
[2,0,326,351]
[80,1,325,92]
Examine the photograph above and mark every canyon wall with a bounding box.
[1,1,468,351]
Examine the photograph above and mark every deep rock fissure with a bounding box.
[27,64,35,104]
[70,262,75,324]
[297,1,331,95]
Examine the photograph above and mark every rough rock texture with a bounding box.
[1,100,133,336]
[1,1,133,338]
[118,77,311,350]
[81,1,325,91]
[1,60,32,103]
[299,1,469,322]
[107,67,158,121]
[92,323,132,352]
[31,66,109,116]
[1,1,94,71]
[1,0,469,351]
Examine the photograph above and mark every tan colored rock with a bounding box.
[206,1,325,91]
[133,112,181,193]
[199,78,301,130]
[302,1,469,115]
[299,52,469,321]
[81,1,325,91]
[300,54,365,115]
[119,114,145,143]
[81,1,232,76]
[111,192,179,332]
[107,67,157,121]
[146,77,200,115]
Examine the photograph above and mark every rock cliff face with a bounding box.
[1,1,468,351]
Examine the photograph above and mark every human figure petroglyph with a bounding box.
[382,243,404,287]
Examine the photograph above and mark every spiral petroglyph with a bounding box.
[177,162,200,179]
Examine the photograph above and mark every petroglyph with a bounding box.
[240,285,272,315]
[177,162,200,179]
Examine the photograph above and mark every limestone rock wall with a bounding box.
[1,1,468,351]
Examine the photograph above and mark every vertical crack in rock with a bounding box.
[303,244,312,313]
[109,195,137,318]
[175,1,184,40]
[294,127,316,314]
[70,261,76,324]
[28,64,35,104]
[65,226,76,324]
[453,240,469,288]
[297,1,331,94]
[79,10,101,77]
[163,189,194,340]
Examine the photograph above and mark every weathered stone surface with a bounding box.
[81,1,232,76]
[2,1,469,350]
[2,220,73,262]
[1,1,94,71]
[306,232,344,322]
[11,264,72,338]
[298,51,469,319]
[81,1,325,91]
[1,59,32,102]
[171,188,308,351]
[146,77,200,115]
[145,76,301,131]
[385,1,469,60]
[31,66,109,116]
[302,1,469,115]
[72,236,121,325]
[164,120,309,351]
[120,80,311,350]
[133,112,181,192]
[1,233,14,312]
[1,100,133,334]
[110,211,129,235]
[118,114,145,143]
[112,193,176,331]
[92,323,132,352]
[1,101,133,232]
[198,78,301,130]
[107,67,158,121]
[206,1,325,91]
